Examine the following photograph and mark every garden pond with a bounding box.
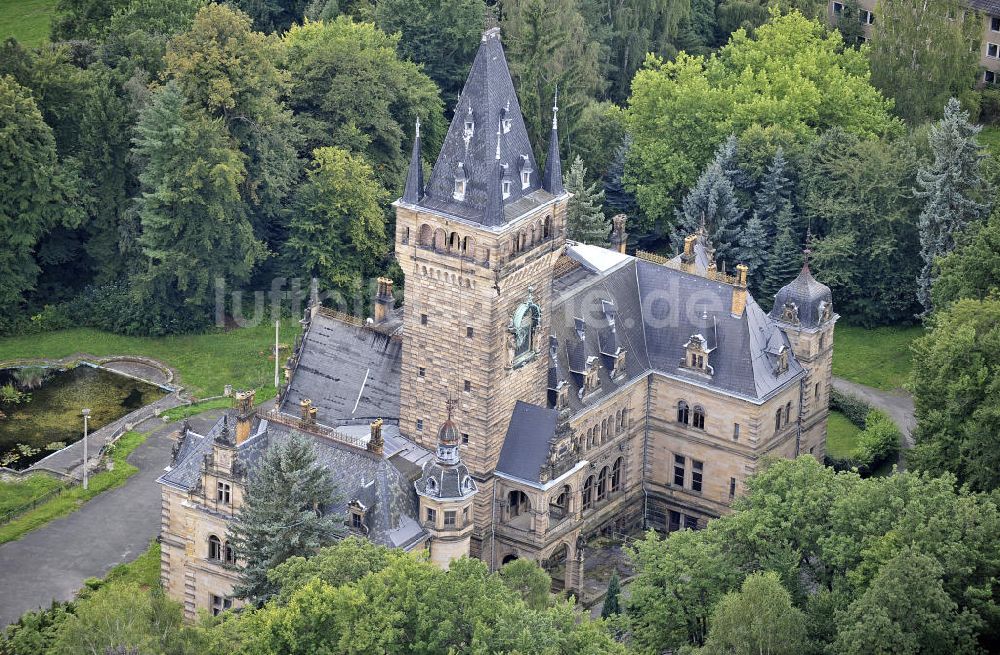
[0,365,166,469]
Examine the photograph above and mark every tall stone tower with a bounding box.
[769,249,837,459]
[392,25,570,552]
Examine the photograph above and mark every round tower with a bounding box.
[415,400,479,568]
[769,246,837,459]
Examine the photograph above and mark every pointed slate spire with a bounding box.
[484,119,504,226]
[402,117,423,204]
[542,87,564,195]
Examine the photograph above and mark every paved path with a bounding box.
[0,410,224,627]
[832,377,915,447]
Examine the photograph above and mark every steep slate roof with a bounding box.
[281,312,402,425]
[496,401,561,482]
[547,244,804,408]
[411,27,558,227]
[968,0,1000,14]
[769,263,833,330]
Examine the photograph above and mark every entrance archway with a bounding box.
[544,543,570,592]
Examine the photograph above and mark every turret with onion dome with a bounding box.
[415,399,479,568]
[769,244,834,329]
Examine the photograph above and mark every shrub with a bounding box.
[830,389,869,429]
[855,409,901,468]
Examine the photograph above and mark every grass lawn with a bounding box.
[832,324,924,391]
[160,397,235,422]
[96,539,161,590]
[0,473,64,517]
[0,0,56,46]
[0,322,300,401]
[979,125,1000,159]
[826,410,862,460]
[0,431,147,545]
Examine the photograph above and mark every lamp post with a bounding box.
[81,408,91,490]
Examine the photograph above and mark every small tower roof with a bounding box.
[402,117,423,204]
[541,88,564,195]
[769,241,833,328]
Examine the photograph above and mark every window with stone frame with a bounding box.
[691,460,703,492]
[677,400,690,425]
[785,401,792,424]
[733,422,740,441]
[210,594,232,616]
[611,457,623,492]
[668,510,681,532]
[444,510,456,527]
[224,541,236,565]
[692,405,706,430]
[582,476,594,510]
[351,512,363,530]
[426,507,437,524]
[683,334,713,374]
[684,515,699,530]
[613,349,627,378]
[583,357,600,394]
[729,477,737,499]
[673,454,685,487]
[217,481,231,504]
[462,506,469,524]
[208,535,222,561]
[775,408,783,431]
[597,467,608,501]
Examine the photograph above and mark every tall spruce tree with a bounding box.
[565,156,609,245]
[132,81,266,333]
[604,135,638,221]
[229,433,342,604]
[915,98,990,317]
[674,160,743,266]
[737,214,768,295]
[760,206,802,307]
[602,570,622,618]
[752,147,793,237]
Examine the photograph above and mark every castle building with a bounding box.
[158,25,835,617]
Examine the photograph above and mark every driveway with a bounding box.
[0,410,224,627]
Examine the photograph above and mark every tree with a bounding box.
[565,156,609,245]
[499,558,553,611]
[626,528,741,652]
[165,3,300,241]
[601,570,621,619]
[374,0,483,105]
[910,298,1000,493]
[229,433,342,603]
[802,128,922,326]
[51,0,130,41]
[229,0,309,32]
[283,147,388,299]
[502,0,602,160]
[915,99,991,317]
[0,76,79,324]
[604,134,639,220]
[932,208,1000,310]
[759,206,801,306]
[570,101,626,184]
[832,550,981,655]
[868,0,980,125]
[267,536,401,602]
[280,17,444,192]
[625,10,901,229]
[700,571,807,655]
[131,81,266,334]
[752,147,792,233]
[674,160,743,265]
[736,213,768,290]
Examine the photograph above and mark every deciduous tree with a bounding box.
[700,571,807,655]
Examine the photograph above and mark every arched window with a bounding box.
[208,535,222,561]
[775,408,783,431]
[427,477,438,494]
[819,333,825,350]
[693,405,706,430]
[433,228,448,251]
[450,232,461,251]
[224,541,236,565]
[611,457,623,493]
[582,476,594,510]
[677,401,690,425]
[508,490,530,518]
[597,467,608,501]
[462,235,476,256]
[601,418,608,442]
[615,410,622,433]
[543,216,551,239]
[402,226,410,244]
[785,402,792,424]
[418,224,433,246]
[815,382,821,403]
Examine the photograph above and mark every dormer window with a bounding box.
[502,179,511,199]
[465,120,474,133]
[427,477,438,495]
[584,356,600,394]
[454,162,467,201]
[503,118,512,133]
[776,345,789,374]
[683,334,714,375]
[556,382,569,409]
[521,170,531,188]
[613,349,627,378]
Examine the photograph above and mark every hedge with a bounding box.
[827,392,902,475]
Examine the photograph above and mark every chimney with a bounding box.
[732,264,749,317]
[300,398,315,426]
[234,389,255,445]
[681,235,697,272]
[373,277,394,324]
[610,214,628,254]
[368,418,384,456]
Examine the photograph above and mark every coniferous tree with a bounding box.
[713,134,752,198]
[760,206,802,307]
[674,160,743,266]
[604,135,638,220]
[752,147,793,237]
[915,98,990,317]
[132,81,266,333]
[737,213,768,294]
[566,156,609,245]
[601,570,621,618]
[229,433,342,604]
